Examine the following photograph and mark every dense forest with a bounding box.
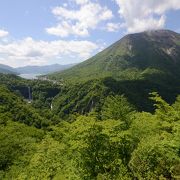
[0,30,180,179]
[0,73,180,179]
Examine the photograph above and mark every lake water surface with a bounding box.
[19,74,42,80]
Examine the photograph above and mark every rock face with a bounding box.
[49,29,180,83]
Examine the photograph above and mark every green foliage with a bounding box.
[51,74,180,119]
[0,121,44,179]
[52,79,109,118]
[129,135,179,179]
[48,30,180,84]
[46,30,180,119]
[0,85,51,128]
[0,73,61,109]
[101,95,135,129]
[0,74,180,179]
[0,74,62,127]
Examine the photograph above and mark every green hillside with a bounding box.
[1,30,180,179]
[48,30,180,116]
[1,77,180,179]
[49,30,180,83]
[0,68,17,74]
[0,85,51,128]
[52,75,180,118]
[0,64,18,74]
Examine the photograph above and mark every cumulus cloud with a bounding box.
[73,0,90,5]
[0,29,9,38]
[106,22,122,32]
[0,37,99,67]
[114,0,180,33]
[46,0,113,37]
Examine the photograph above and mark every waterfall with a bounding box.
[28,87,32,103]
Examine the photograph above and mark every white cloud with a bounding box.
[106,22,121,32]
[46,0,113,37]
[0,29,9,38]
[63,3,68,7]
[127,16,166,33]
[0,37,99,67]
[73,0,90,5]
[176,28,180,33]
[114,0,180,33]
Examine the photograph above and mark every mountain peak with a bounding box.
[122,29,178,41]
[127,29,177,36]
[144,29,178,35]
[49,29,180,83]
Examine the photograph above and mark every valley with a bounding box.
[0,30,180,179]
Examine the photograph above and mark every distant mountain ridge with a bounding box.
[49,29,180,83]
[0,64,18,74]
[0,63,75,75]
[16,63,75,74]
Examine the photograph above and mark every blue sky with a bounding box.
[0,0,180,67]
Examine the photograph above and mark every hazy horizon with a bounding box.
[0,0,180,67]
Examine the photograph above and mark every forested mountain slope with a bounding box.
[49,30,180,115]
[1,80,180,179]
[0,64,18,74]
[0,85,51,128]
[1,30,180,179]
[49,30,180,83]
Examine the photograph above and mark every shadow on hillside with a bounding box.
[103,76,180,112]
